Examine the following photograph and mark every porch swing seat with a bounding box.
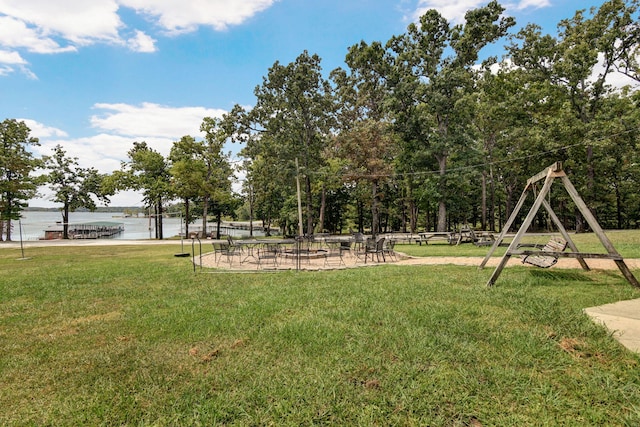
[521,237,567,268]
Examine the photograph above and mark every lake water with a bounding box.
[10,211,268,241]
[13,211,185,241]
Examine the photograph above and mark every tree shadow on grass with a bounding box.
[527,267,639,288]
[528,269,595,283]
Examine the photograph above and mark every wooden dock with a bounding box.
[43,221,124,240]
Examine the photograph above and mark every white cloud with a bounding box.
[592,52,640,92]
[18,119,69,138]
[119,0,278,33]
[0,0,122,45]
[30,131,175,206]
[413,0,485,23]
[33,134,125,170]
[0,15,78,54]
[127,30,157,52]
[90,102,226,141]
[0,48,26,64]
[0,63,39,78]
[412,0,550,24]
[509,0,551,11]
[0,0,277,65]
[18,65,37,79]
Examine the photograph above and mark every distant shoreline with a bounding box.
[24,207,144,212]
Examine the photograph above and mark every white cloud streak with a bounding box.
[0,48,26,64]
[18,119,69,138]
[120,0,277,33]
[0,15,77,54]
[90,102,226,140]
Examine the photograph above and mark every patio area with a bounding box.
[193,235,401,271]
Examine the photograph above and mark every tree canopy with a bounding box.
[0,119,40,241]
[42,145,112,239]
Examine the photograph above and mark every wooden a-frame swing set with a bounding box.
[479,161,640,288]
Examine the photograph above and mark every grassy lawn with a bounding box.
[1,235,640,425]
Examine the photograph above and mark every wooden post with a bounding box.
[561,175,640,288]
[295,158,304,237]
[541,198,589,271]
[487,172,556,286]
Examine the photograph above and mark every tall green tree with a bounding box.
[0,119,40,241]
[473,63,561,229]
[334,119,398,236]
[42,145,111,239]
[119,142,170,239]
[249,51,335,235]
[586,89,640,228]
[199,116,237,239]
[241,141,288,236]
[332,41,398,235]
[388,1,515,231]
[507,0,640,229]
[168,135,205,237]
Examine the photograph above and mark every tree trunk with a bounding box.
[62,204,70,239]
[436,155,447,232]
[505,183,515,226]
[202,195,209,238]
[481,170,487,231]
[406,178,418,233]
[153,202,161,239]
[3,195,11,241]
[410,202,418,234]
[4,219,11,241]
[318,185,326,233]
[157,200,164,239]
[184,198,190,237]
[216,211,222,239]
[425,202,431,232]
[615,183,622,230]
[265,217,272,237]
[489,164,496,232]
[575,209,585,233]
[371,180,379,238]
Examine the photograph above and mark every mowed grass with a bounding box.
[1,236,640,425]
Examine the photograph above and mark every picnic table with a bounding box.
[417,229,496,246]
[449,227,496,246]
[417,232,454,245]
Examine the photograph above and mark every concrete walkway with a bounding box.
[584,300,640,353]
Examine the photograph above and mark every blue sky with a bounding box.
[0,0,609,206]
